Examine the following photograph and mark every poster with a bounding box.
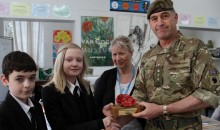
[32,4,50,17]
[116,14,148,67]
[53,30,72,64]
[110,0,150,13]
[207,17,219,28]
[53,5,70,18]
[11,2,31,16]
[194,16,206,27]
[179,14,191,26]
[0,1,9,15]
[81,16,114,66]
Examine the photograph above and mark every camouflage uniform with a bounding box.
[133,33,220,130]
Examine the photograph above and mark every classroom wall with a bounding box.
[173,0,220,70]
[173,0,220,46]
[42,0,220,85]
[35,0,149,75]
[1,0,220,70]
[1,1,220,61]
[1,0,220,98]
[173,0,220,21]
[42,21,74,68]
[0,0,109,20]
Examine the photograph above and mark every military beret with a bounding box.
[147,0,175,19]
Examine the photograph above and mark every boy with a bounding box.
[0,51,47,130]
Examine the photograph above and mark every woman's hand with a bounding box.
[103,116,121,130]
[114,115,133,127]
[103,103,114,116]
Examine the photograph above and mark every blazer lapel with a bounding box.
[81,92,94,119]
[79,84,94,120]
[31,99,47,130]
[5,93,34,130]
[62,87,81,118]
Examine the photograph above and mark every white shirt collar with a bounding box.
[67,79,81,95]
[10,92,34,115]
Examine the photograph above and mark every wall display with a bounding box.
[81,16,114,66]
[0,1,9,15]
[110,0,150,13]
[179,14,191,26]
[207,17,219,28]
[116,14,151,67]
[11,2,31,16]
[32,4,50,17]
[179,14,220,29]
[52,44,63,64]
[53,5,70,18]
[129,24,147,67]
[53,30,72,64]
[194,16,206,27]
[53,30,72,43]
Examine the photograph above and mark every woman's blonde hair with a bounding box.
[44,43,89,94]
[109,35,134,53]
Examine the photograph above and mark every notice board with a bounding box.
[0,36,13,102]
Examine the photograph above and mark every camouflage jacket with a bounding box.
[133,34,220,116]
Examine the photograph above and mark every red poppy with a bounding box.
[116,94,136,107]
[82,21,93,33]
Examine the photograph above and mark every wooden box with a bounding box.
[110,104,142,116]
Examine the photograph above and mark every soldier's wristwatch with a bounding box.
[163,105,169,115]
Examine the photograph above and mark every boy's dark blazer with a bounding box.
[0,92,48,130]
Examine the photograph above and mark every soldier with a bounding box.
[132,0,220,130]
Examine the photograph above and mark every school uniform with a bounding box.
[0,92,47,130]
[41,80,104,130]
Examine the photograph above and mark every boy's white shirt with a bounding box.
[10,92,34,121]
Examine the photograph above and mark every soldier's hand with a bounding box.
[132,102,163,120]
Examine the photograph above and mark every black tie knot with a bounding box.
[73,86,80,97]
[29,107,35,114]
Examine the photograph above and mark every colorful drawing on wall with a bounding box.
[81,16,114,66]
[179,14,191,26]
[11,2,31,16]
[32,4,50,17]
[110,0,150,13]
[53,5,71,18]
[53,30,72,64]
[0,1,9,15]
[53,30,72,43]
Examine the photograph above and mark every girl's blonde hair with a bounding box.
[44,43,89,94]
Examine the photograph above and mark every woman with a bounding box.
[211,105,220,121]
[94,35,145,130]
[41,43,120,130]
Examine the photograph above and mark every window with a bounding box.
[4,20,45,67]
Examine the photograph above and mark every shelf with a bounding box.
[212,57,220,60]
[207,48,220,51]
[179,25,220,32]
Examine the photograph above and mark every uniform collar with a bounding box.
[10,92,34,115]
[67,79,81,94]
[155,33,182,54]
